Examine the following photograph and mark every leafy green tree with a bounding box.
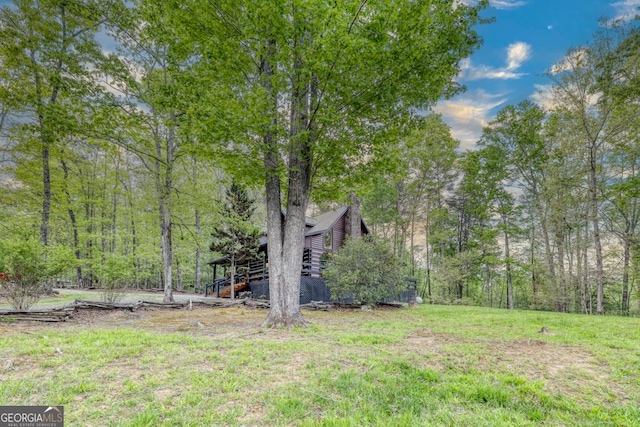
[360,114,459,300]
[102,0,211,302]
[451,147,506,305]
[547,21,640,314]
[480,101,553,305]
[161,0,486,326]
[399,115,459,280]
[324,236,406,306]
[602,119,640,314]
[0,236,74,309]
[0,0,119,246]
[210,180,261,298]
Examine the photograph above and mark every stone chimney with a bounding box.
[345,192,362,239]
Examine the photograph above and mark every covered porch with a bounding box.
[205,247,328,298]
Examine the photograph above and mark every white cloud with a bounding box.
[530,84,556,110]
[506,42,531,70]
[490,0,527,9]
[549,48,587,75]
[459,42,531,81]
[460,0,527,9]
[434,89,508,150]
[611,0,640,23]
[530,83,601,112]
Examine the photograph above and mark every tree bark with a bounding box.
[555,225,567,312]
[622,231,631,314]
[502,213,513,310]
[261,32,310,327]
[61,159,83,288]
[589,146,605,314]
[40,138,51,246]
[424,218,432,302]
[195,207,202,294]
[121,174,138,285]
[156,118,176,303]
[193,158,202,294]
[583,221,591,314]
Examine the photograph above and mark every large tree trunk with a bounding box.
[34,6,67,247]
[582,220,591,314]
[156,120,176,303]
[160,197,173,302]
[540,211,557,311]
[424,215,432,302]
[61,159,83,288]
[589,147,605,314]
[193,158,202,294]
[262,33,310,328]
[484,258,491,308]
[556,226,567,313]
[622,231,631,314]
[503,213,513,310]
[110,161,119,254]
[195,207,202,294]
[83,170,96,288]
[575,224,583,313]
[121,174,138,285]
[40,139,51,246]
[262,133,310,326]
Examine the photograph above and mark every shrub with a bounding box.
[94,254,134,303]
[0,238,73,310]
[323,236,406,306]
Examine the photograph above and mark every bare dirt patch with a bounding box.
[398,328,621,403]
[490,338,621,400]
[496,339,600,379]
[135,306,265,335]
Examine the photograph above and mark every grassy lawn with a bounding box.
[0,289,178,310]
[0,291,89,310]
[0,304,638,426]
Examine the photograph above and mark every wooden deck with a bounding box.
[206,247,329,298]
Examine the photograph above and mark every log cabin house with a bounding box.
[205,203,369,303]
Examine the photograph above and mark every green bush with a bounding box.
[94,254,134,303]
[323,236,406,306]
[0,237,73,310]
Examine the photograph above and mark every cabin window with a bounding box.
[323,229,333,249]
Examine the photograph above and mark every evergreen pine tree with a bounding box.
[210,181,261,298]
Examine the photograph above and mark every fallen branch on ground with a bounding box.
[0,307,74,322]
[72,300,141,311]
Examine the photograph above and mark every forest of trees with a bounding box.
[362,23,640,316]
[0,0,638,316]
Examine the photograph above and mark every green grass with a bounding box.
[0,305,639,426]
[0,291,91,309]
[0,289,167,310]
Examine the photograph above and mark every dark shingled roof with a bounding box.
[305,206,348,236]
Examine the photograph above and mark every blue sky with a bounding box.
[435,0,640,149]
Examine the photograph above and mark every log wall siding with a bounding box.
[310,234,324,277]
[333,215,346,249]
